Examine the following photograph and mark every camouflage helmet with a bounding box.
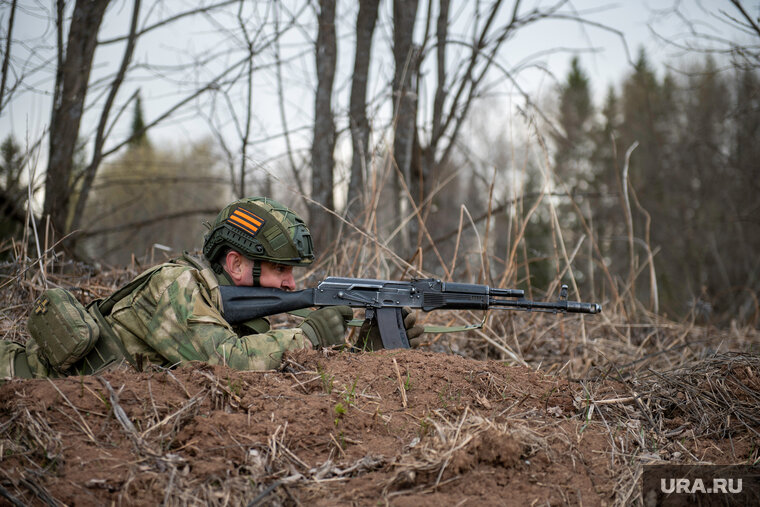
[203,197,315,269]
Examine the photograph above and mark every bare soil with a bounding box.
[1,347,758,506]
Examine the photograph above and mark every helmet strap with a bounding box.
[252,259,262,287]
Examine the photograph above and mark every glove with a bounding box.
[299,306,353,348]
[359,307,425,350]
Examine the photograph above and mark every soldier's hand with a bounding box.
[359,307,424,350]
[403,308,425,348]
[299,306,353,348]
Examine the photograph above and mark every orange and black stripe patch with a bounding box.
[226,207,265,236]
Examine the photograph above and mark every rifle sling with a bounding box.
[288,308,483,334]
[417,323,483,334]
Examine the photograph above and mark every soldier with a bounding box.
[1,197,422,379]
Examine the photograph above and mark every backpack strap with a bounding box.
[98,263,165,315]
[74,301,139,375]
[179,251,208,271]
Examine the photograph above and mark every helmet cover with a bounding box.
[203,197,314,268]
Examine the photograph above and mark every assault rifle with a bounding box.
[219,277,601,349]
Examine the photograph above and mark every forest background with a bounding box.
[0,0,758,329]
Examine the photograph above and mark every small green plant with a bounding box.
[97,391,111,413]
[342,378,358,406]
[404,371,413,391]
[436,380,462,409]
[541,387,557,402]
[227,378,243,397]
[437,381,451,409]
[317,364,334,394]
[334,402,347,426]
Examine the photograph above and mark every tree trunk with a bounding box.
[346,0,380,220]
[44,0,110,238]
[310,0,337,243]
[69,0,140,244]
[391,0,419,252]
[419,0,450,221]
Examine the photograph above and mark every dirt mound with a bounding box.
[2,348,757,506]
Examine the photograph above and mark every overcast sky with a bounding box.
[0,0,753,173]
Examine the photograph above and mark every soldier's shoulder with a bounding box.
[174,252,211,271]
[150,253,209,276]
[148,259,203,286]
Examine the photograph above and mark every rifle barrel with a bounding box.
[489,297,601,314]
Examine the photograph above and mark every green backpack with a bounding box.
[27,288,100,373]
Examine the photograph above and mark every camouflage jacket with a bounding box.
[103,254,311,371]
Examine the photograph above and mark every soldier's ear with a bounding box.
[224,250,248,285]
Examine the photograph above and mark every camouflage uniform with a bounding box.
[0,254,312,379]
[0,337,51,379]
[1,197,318,379]
[103,254,312,371]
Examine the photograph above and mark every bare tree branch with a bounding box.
[79,208,222,238]
[44,0,109,238]
[729,0,760,38]
[0,0,17,115]
[274,6,308,200]
[97,0,241,45]
[70,0,143,236]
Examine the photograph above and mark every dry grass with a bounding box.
[611,353,760,441]
[1,155,759,506]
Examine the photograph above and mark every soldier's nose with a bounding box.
[282,274,296,291]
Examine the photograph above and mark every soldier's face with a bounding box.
[258,261,296,291]
[225,250,296,290]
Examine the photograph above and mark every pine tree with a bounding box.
[129,93,149,148]
[550,57,597,294]
[722,66,760,322]
[0,135,26,248]
[616,49,677,311]
[1,136,23,196]
[554,57,594,184]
